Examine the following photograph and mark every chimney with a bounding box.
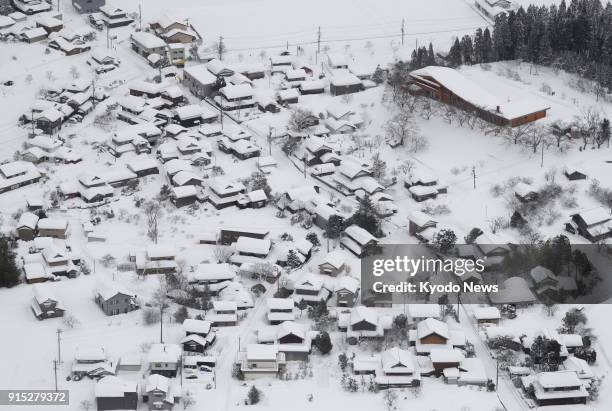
[496,105,500,113]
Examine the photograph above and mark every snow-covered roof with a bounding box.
[473,306,501,320]
[37,218,67,231]
[192,263,235,282]
[148,343,181,363]
[184,64,217,85]
[351,306,378,326]
[172,185,197,198]
[321,250,347,270]
[381,347,415,374]
[95,376,137,398]
[131,31,166,50]
[410,66,550,120]
[97,282,135,301]
[220,84,253,100]
[18,212,39,229]
[489,276,536,305]
[267,298,294,311]
[574,206,611,226]
[145,373,169,393]
[183,318,212,335]
[334,276,360,294]
[344,225,376,245]
[417,318,449,339]
[246,344,278,361]
[530,266,556,283]
[429,348,464,363]
[235,237,271,255]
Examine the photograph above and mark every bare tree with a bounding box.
[183,390,196,409]
[143,200,162,244]
[384,110,418,147]
[549,120,571,148]
[507,122,534,145]
[442,105,455,124]
[288,108,317,132]
[575,106,602,150]
[419,100,437,120]
[213,245,233,263]
[523,124,549,154]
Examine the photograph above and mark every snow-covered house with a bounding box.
[339,306,391,340]
[341,225,379,257]
[215,84,255,111]
[206,301,238,326]
[329,70,363,96]
[148,344,181,377]
[207,178,246,209]
[0,161,42,194]
[472,306,501,324]
[334,276,360,307]
[100,6,133,27]
[143,373,180,410]
[130,32,166,58]
[407,210,438,243]
[95,283,138,316]
[488,276,537,306]
[135,245,177,275]
[235,237,271,258]
[187,263,235,293]
[238,344,286,379]
[318,250,347,276]
[31,284,65,319]
[17,212,39,241]
[521,371,588,406]
[266,298,295,324]
[95,376,138,411]
[514,182,538,202]
[570,206,612,243]
[291,273,331,305]
[257,321,312,361]
[37,218,68,239]
[375,347,420,388]
[182,65,217,98]
[408,66,550,127]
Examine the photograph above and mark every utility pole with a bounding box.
[401,19,405,46]
[316,26,321,64]
[52,360,59,392]
[56,328,63,364]
[139,3,142,31]
[218,35,224,60]
[106,25,110,49]
[31,110,35,137]
[159,304,164,343]
[540,139,544,167]
[286,40,289,51]
[268,127,273,156]
[472,166,476,189]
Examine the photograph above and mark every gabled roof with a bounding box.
[417,318,449,340]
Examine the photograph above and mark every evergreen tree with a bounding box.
[473,28,484,63]
[247,385,261,405]
[427,42,436,65]
[482,28,494,62]
[325,215,345,240]
[314,331,333,354]
[286,249,302,269]
[460,35,474,65]
[0,236,20,288]
[348,195,381,237]
[448,38,463,67]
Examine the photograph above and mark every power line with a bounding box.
[223,24,489,53]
